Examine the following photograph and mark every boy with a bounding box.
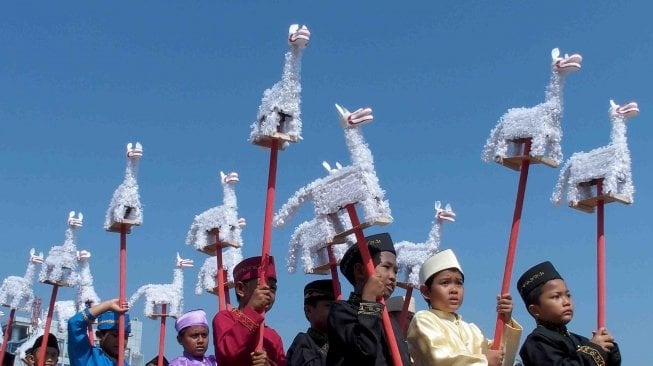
[30,333,60,366]
[407,249,522,366]
[286,279,335,366]
[326,232,412,366]
[386,295,416,338]
[67,298,131,366]
[517,261,621,365]
[212,256,286,366]
[170,309,216,365]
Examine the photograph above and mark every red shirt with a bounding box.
[212,307,287,366]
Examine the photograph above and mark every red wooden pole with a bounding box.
[327,245,343,300]
[400,286,414,335]
[0,308,16,366]
[492,139,532,349]
[213,229,227,312]
[257,138,279,349]
[597,179,606,328]
[37,284,59,366]
[118,226,127,366]
[157,304,167,366]
[346,204,403,366]
[224,272,232,311]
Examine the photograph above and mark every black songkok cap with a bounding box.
[340,233,396,285]
[516,261,563,304]
[304,279,335,304]
[32,333,59,353]
[146,356,169,366]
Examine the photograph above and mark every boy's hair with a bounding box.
[524,283,546,308]
[339,233,396,285]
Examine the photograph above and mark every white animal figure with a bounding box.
[249,24,310,148]
[104,142,143,231]
[395,201,456,286]
[39,211,83,287]
[128,253,193,318]
[482,48,583,167]
[186,172,245,251]
[552,100,640,207]
[274,104,392,236]
[0,248,44,311]
[195,248,243,295]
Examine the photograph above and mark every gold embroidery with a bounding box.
[577,345,605,366]
[520,271,545,289]
[232,309,259,333]
[358,302,383,316]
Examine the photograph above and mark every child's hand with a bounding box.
[107,298,129,313]
[486,348,505,366]
[496,293,513,322]
[362,274,385,302]
[251,349,269,366]
[247,284,273,313]
[590,327,615,352]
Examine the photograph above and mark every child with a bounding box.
[212,256,286,366]
[386,295,416,338]
[516,261,621,365]
[30,333,60,366]
[326,232,412,366]
[286,279,335,366]
[407,249,522,366]
[170,309,216,365]
[67,298,131,366]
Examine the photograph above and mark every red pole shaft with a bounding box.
[327,244,343,300]
[38,285,59,366]
[346,204,403,366]
[0,308,16,366]
[87,323,95,345]
[257,139,279,349]
[213,229,227,312]
[492,140,532,349]
[597,179,606,328]
[118,226,127,366]
[158,304,167,366]
[224,269,232,311]
[400,287,414,336]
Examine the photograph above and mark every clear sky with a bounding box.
[1,2,651,363]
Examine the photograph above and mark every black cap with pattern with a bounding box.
[340,233,396,285]
[304,279,335,304]
[516,261,563,304]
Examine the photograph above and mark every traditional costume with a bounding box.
[326,233,412,366]
[407,249,521,366]
[170,309,217,366]
[517,261,621,366]
[212,256,286,366]
[67,309,132,366]
[286,279,334,366]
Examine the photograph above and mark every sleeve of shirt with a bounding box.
[212,307,263,364]
[265,328,287,366]
[489,317,522,366]
[519,331,609,366]
[327,300,384,364]
[407,311,488,366]
[67,308,95,366]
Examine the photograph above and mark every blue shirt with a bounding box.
[67,308,131,366]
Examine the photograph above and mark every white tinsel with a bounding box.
[104,142,143,229]
[195,247,242,295]
[39,212,83,287]
[395,201,456,286]
[482,49,582,166]
[128,254,192,318]
[552,101,637,206]
[54,300,77,332]
[0,249,43,311]
[249,25,309,145]
[14,318,45,362]
[186,172,244,250]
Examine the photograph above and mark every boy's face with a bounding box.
[238,278,278,310]
[530,279,574,326]
[32,347,59,366]
[375,251,398,299]
[97,329,129,359]
[420,268,464,312]
[177,325,209,358]
[305,299,333,332]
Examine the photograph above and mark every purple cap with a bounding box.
[174,309,208,333]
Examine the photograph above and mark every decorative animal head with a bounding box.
[175,253,194,268]
[76,250,91,262]
[322,161,343,174]
[288,24,310,49]
[610,99,639,120]
[29,248,45,265]
[67,211,84,228]
[237,218,247,229]
[435,201,456,222]
[220,171,240,185]
[551,48,582,76]
[335,103,373,129]
[126,142,144,159]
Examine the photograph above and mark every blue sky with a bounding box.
[1,2,651,363]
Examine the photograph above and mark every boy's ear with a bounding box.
[176,334,182,344]
[235,281,247,298]
[419,284,430,300]
[528,303,540,318]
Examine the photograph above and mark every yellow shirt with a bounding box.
[407,309,522,366]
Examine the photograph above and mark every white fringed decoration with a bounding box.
[482,48,583,166]
[39,212,83,287]
[395,201,456,286]
[128,253,193,318]
[0,249,43,311]
[552,100,638,206]
[54,300,77,332]
[76,250,101,307]
[186,172,244,249]
[249,25,310,146]
[195,247,242,295]
[104,142,143,229]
